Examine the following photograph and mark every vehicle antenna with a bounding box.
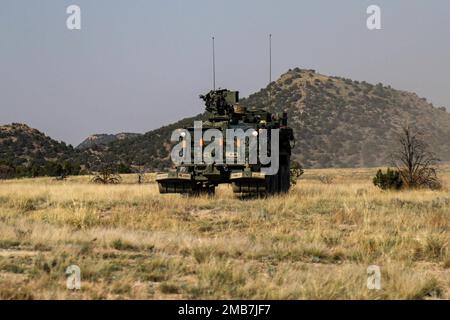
[269,33,272,85]
[212,36,216,90]
[268,34,272,106]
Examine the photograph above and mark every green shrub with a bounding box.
[373,168,403,190]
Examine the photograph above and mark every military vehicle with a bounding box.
[156,89,294,196]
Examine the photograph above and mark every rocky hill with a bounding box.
[85,68,450,169]
[0,123,77,165]
[2,68,450,176]
[243,68,450,168]
[77,133,142,150]
[0,123,87,177]
[96,114,207,170]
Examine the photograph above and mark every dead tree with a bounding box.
[289,161,304,186]
[392,125,441,189]
[318,175,334,185]
[91,163,122,184]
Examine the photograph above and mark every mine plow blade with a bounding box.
[230,171,267,194]
[156,172,193,194]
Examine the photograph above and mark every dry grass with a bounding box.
[0,167,449,300]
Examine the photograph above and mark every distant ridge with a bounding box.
[0,123,77,164]
[2,68,450,173]
[76,133,142,150]
[80,68,450,169]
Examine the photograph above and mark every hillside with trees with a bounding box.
[85,68,450,170]
[241,68,450,168]
[0,123,83,178]
[2,68,450,177]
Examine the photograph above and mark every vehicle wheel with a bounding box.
[278,156,290,193]
[273,170,280,194]
[265,175,273,195]
[278,165,286,193]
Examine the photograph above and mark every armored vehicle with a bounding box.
[156,89,294,196]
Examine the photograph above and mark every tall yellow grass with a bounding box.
[0,167,448,299]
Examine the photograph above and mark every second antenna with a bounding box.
[212,36,216,90]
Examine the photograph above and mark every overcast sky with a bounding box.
[1,0,449,145]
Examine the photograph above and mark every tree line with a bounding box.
[0,160,82,179]
[0,159,133,180]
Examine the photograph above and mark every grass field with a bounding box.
[0,167,449,300]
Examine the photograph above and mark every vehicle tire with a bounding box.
[278,164,287,193]
[273,170,280,194]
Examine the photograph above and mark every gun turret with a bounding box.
[200,89,239,116]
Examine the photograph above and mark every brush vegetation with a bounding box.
[0,167,449,299]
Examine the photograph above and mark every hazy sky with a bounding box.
[1,0,449,145]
